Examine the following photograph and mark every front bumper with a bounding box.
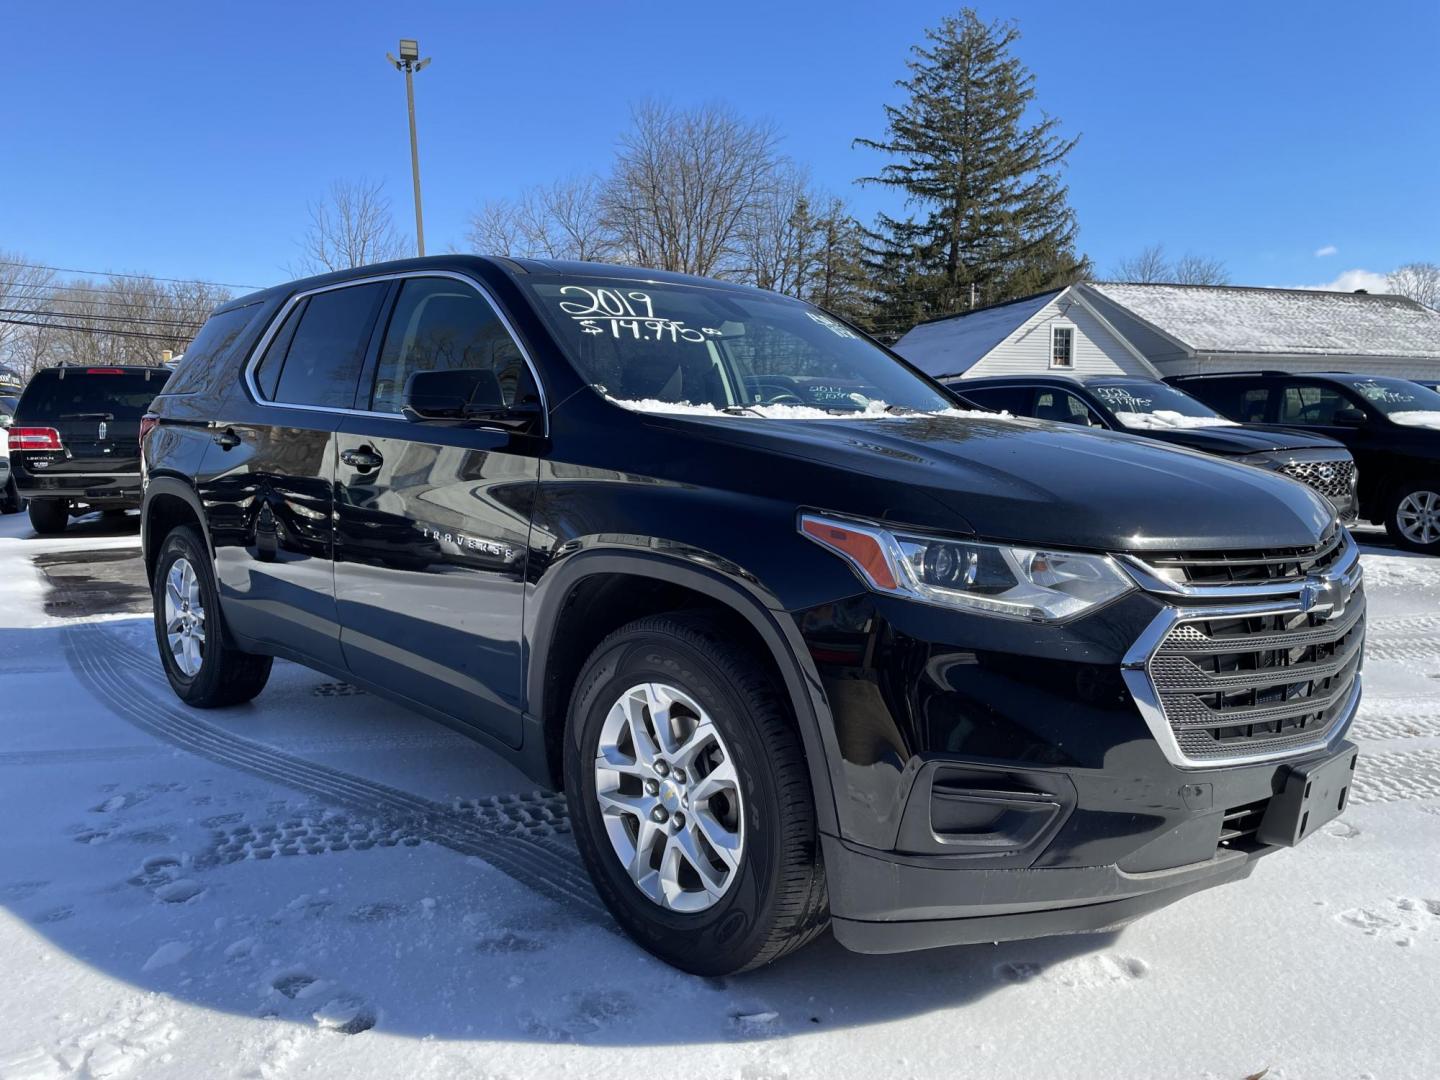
[795,536,1364,953]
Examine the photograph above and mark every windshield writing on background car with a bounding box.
[524,277,958,418]
[1091,383,1239,430]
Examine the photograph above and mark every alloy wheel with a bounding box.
[593,682,745,913]
[1396,490,1440,546]
[163,557,207,677]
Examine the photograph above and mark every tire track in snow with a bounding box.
[62,619,607,921]
[1350,747,1440,806]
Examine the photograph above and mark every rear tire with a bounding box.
[28,499,68,534]
[563,612,829,975]
[153,524,272,707]
[1384,484,1440,555]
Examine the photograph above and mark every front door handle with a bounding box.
[212,427,240,450]
[341,446,384,473]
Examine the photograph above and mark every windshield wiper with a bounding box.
[882,404,923,416]
[722,405,769,417]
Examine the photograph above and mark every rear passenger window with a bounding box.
[260,283,388,409]
[368,277,537,413]
[953,386,1031,413]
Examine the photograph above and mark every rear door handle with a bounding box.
[213,428,240,450]
[341,447,384,473]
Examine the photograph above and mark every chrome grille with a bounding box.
[1149,594,1364,762]
[1280,458,1355,502]
[1121,530,1364,767]
[1129,528,1345,588]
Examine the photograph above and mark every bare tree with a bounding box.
[1110,244,1171,283]
[601,101,782,276]
[466,175,612,261]
[0,251,56,365]
[1387,261,1440,309]
[1171,253,1230,285]
[295,178,409,274]
[1109,243,1228,285]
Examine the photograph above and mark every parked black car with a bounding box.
[1171,371,1440,553]
[7,365,169,533]
[951,374,1359,522]
[142,257,1362,974]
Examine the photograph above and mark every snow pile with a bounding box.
[1386,410,1440,431]
[1113,410,1239,430]
[608,397,999,421]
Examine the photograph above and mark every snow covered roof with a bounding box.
[893,289,1063,378]
[1085,282,1440,359]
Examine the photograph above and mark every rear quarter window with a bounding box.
[16,368,170,421]
[161,301,267,396]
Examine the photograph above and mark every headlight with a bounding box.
[799,513,1134,622]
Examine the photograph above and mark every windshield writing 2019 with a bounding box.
[558,286,721,345]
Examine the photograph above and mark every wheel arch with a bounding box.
[142,475,212,587]
[523,548,841,837]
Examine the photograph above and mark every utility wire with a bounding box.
[0,260,263,291]
[0,317,193,343]
[0,306,203,330]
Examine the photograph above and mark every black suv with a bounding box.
[1171,371,1440,553]
[8,365,169,533]
[951,374,1359,522]
[142,257,1362,974]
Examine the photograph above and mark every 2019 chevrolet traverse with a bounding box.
[141,257,1363,974]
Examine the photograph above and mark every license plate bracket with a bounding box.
[1257,742,1358,847]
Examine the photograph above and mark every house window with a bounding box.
[1050,325,1075,369]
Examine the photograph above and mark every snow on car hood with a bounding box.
[608,397,997,421]
[1386,410,1440,431]
[1114,410,1240,430]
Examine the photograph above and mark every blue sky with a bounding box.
[3,0,1437,293]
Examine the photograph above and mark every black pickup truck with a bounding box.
[7,365,170,533]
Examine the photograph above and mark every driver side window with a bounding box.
[1279,384,1363,425]
[368,277,537,413]
[1033,389,1100,426]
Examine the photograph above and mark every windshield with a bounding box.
[1089,382,1238,429]
[522,276,953,417]
[1344,376,1440,418]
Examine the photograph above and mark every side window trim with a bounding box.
[241,270,549,435]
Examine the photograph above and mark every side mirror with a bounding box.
[1333,409,1368,426]
[401,368,541,432]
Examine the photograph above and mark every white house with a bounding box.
[892,285,1157,381]
[895,282,1440,383]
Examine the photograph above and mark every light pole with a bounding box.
[386,38,430,257]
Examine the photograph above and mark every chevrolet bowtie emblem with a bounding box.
[1299,573,1346,622]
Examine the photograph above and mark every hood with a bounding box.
[658,412,1335,553]
[1124,423,1344,456]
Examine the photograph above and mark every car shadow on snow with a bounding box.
[1,614,1141,1049]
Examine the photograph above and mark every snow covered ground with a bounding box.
[0,511,1437,1080]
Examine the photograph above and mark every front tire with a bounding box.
[153,525,272,707]
[28,499,69,534]
[1385,484,1440,554]
[563,613,828,975]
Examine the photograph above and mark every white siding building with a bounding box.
[893,286,1157,381]
[895,282,1440,383]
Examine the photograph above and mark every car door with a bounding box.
[332,274,545,747]
[200,280,389,669]
[1273,379,1384,510]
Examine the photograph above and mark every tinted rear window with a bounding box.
[162,302,266,396]
[16,369,170,421]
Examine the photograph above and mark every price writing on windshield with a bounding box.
[557,286,721,344]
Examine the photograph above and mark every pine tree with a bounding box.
[856,9,1088,327]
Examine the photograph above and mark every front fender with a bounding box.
[523,542,843,837]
